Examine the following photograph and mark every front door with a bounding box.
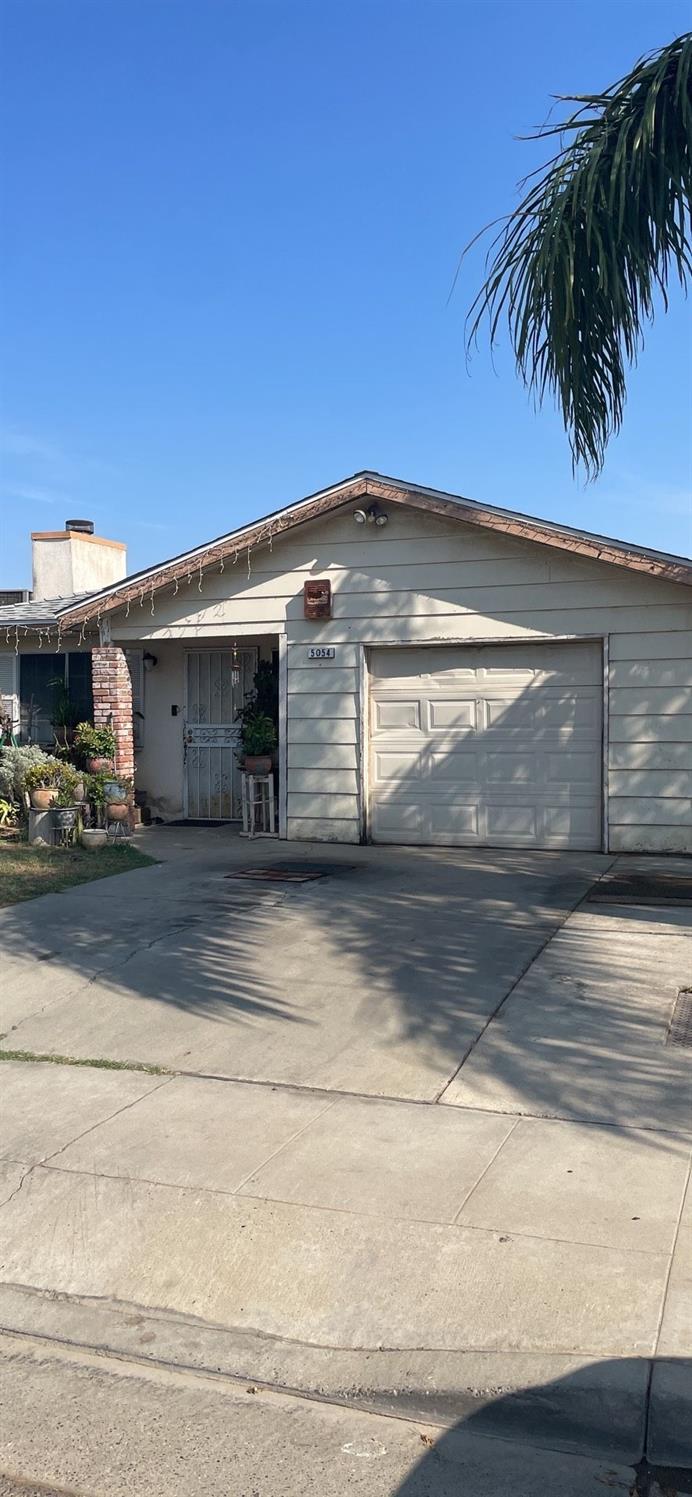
[184,649,257,819]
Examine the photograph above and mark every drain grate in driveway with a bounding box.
[587,871,692,906]
[224,863,354,883]
[667,989,692,1048]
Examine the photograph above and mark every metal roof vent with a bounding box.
[65,519,94,535]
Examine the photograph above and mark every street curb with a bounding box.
[0,1284,661,1463]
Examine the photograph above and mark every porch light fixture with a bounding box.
[143,651,158,671]
[353,503,388,527]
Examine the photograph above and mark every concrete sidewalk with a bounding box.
[0,835,691,1487]
[0,1049,690,1464]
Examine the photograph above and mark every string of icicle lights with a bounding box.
[3,529,275,649]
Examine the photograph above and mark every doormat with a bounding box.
[587,871,692,906]
[167,819,235,828]
[667,989,692,1048]
[225,863,354,883]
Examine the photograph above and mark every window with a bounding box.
[18,652,93,744]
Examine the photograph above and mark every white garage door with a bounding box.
[369,642,603,850]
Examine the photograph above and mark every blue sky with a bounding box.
[1,0,691,587]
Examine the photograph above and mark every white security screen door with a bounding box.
[184,649,257,819]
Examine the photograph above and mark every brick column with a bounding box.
[91,645,134,780]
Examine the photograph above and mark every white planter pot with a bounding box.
[80,828,108,851]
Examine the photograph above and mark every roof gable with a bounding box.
[56,471,692,628]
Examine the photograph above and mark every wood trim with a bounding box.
[602,635,610,854]
[278,632,288,840]
[363,481,692,585]
[31,531,126,549]
[357,644,369,845]
[58,476,692,629]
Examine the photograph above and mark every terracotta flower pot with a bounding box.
[106,802,129,822]
[244,755,273,775]
[87,756,114,774]
[30,787,58,811]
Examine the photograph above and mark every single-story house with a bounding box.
[2,471,692,853]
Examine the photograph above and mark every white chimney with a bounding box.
[31,519,127,601]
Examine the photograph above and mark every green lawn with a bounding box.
[0,839,156,907]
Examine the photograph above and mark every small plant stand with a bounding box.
[28,808,56,846]
[106,817,132,843]
[240,772,276,838]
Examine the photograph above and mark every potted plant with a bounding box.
[74,722,116,774]
[24,758,63,810]
[238,713,277,775]
[52,764,82,834]
[104,775,132,824]
[84,770,108,829]
[236,661,279,769]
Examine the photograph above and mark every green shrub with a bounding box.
[0,798,18,826]
[24,759,64,792]
[74,723,116,760]
[55,764,80,806]
[239,713,277,757]
[0,746,56,802]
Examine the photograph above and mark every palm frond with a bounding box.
[466,34,692,477]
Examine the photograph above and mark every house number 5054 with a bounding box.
[308,647,335,660]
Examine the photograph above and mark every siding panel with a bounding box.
[610,660,692,688]
[288,768,359,795]
[610,825,692,852]
[288,718,357,745]
[608,797,692,826]
[287,667,358,694]
[609,742,692,770]
[287,817,360,843]
[610,632,692,660]
[287,792,359,819]
[288,743,358,770]
[284,606,692,644]
[610,716,692,743]
[610,686,692,716]
[609,770,692,798]
[287,692,358,719]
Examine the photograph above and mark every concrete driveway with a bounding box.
[1,829,691,1491]
[1,828,612,1100]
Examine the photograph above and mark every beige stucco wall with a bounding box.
[105,503,692,851]
[32,534,127,601]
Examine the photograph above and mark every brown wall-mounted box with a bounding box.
[303,578,332,620]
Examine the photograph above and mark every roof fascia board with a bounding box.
[58,475,692,629]
[365,479,692,584]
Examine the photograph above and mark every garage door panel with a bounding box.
[429,699,477,730]
[371,801,425,837]
[487,804,536,840]
[374,750,422,782]
[543,805,602,844]
[429,750,480,783]
[547,750,598,784]
[429,804,480,836]
[486,752,536,784]
[370,643,602,851]
[374,698,422,731]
